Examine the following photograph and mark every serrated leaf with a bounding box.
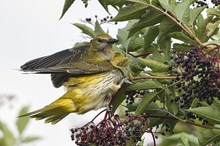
[169,32,195,43]
[73,23,95,38]
[196,15,213,42]
[0,121,16,146]
[173,43,191,51]
[112,87,126,112]
[98,0,111,12]
[207,8,220,17]
[127,36,144,51]
[126,80,163,91]
[159,17,181,37]
[60,0,75,19]
[213,98,220,111]
[16,106,29,135]
[128,9,164,37]
[206,20,220,38]
[158,0,169,10]
[99,0,126,12]
[180,135,190,146]
[165,88,178,115]
[117,20,138,49]
[186,105,220,124]
[94,21,106,35]
[136,91,160,115]
[111,3,147,21]
[138,58,170,72]
[174,0,191,23]
[189,6,205,26]
[144,26,159,49]
[21,136,41,143]
[157,35,171,60]
[160,133,198,146]
[198,129,220,146]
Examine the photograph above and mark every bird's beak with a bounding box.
[107,38,118,44]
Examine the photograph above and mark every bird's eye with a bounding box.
[97,38,102,43]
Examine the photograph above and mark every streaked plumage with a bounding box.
[19,34,129,124]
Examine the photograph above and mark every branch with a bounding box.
[130,76,176,81]
[127,0,203,47]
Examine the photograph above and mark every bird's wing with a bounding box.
[20,45,114,88]
[37,60,114,88]
[20,45,89,71]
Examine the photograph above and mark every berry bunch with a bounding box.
[70,110,149,146]
[85,15,116,25]
[212,0,220,6]
[173,45,220,108]
[125,90,145,105]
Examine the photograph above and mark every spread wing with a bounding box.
[21,46,89,71]
[20,45,113,88]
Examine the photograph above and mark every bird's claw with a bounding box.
[119,78,133,86]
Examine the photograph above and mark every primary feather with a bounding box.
[19,34,128,124]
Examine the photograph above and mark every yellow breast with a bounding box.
[62,69,124,113]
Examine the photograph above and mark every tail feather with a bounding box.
[18,105,70,124]
[45,114,69,124]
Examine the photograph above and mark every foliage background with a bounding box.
[0,0,122,145]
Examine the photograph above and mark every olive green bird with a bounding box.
[19,34,130,124]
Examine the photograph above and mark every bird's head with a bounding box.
[90,34,118,51]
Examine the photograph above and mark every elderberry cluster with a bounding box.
[177,0,220,8]
[173,45,220,108]
[125,90,145,105]
[70,111,149,146]
[85,15,117,25]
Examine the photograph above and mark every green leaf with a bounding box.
[157,35,171,60]
[189,6,205,26]
[73,23,95,38]
[111,3,147,21]
[206,20,220,38]
[21,136,41,143]
[60,0,75,19]
[127,35,144,51]
[160,133,198,146]
[198,129,220,146]
[136,91,160,115]
[173,0,191,23]
[98,0,111,12]
[158,0,169,10]
[16,106,30,135]
[207,8,220,17]
[117,20,138,49]
[94,21,106,35]
[186,105,220,124]
[143,26,159,49]
[138,58,170,72]
[159,17,181,37]
[158,0,176,12]
[126,80,163,91]
[169,32,195,43]
[165,88,178,115]
[180,135,190,146]
[128,8,164,37]
[172,43,191,51]
[213,98,220,111]
[98,0,126,12]
[112,87,126,112]
[0,121,16,146]
[195,15,213,42]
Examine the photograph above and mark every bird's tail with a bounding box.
[18,98,76,124]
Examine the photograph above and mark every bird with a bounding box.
[19,34,130,124]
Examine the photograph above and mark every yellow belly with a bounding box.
[62,69,124,113]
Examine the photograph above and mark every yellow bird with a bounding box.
[19,34,130,124]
